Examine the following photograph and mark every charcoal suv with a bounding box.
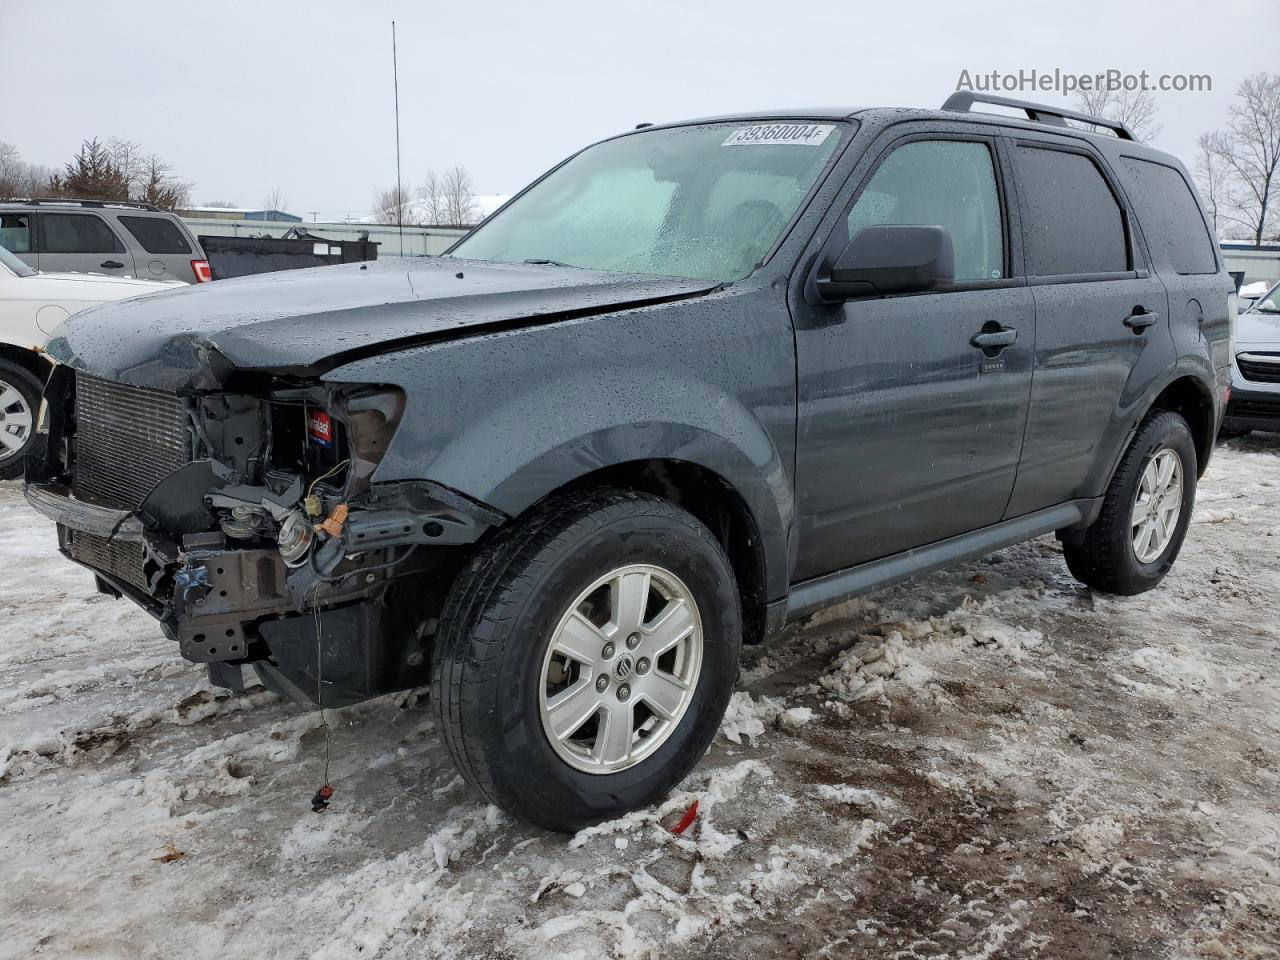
[25,94,1233,832]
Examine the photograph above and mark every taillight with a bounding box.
[191,259,213,283]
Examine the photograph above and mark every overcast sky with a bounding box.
[5,0,1277,219]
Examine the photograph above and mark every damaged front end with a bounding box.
[24,364,502,706]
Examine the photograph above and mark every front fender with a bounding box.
[325,294,798,600]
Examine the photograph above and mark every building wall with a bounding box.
[182,217,468,257]
[1221,244,1280,286]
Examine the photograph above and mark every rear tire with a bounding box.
[1063,410,1197,595]
[0,359,43,481]
[432,489,741,833]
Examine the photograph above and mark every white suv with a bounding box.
[0,243,174,478]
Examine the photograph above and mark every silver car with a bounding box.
[0,198,210,284]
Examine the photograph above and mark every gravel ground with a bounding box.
[1,437,1278,960]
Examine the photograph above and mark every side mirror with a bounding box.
[815,224,955,301]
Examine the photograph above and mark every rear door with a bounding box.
[791,129,1035,580]
[37,211,137,277]
[116,213,197,282]
[1004,136,1171,517]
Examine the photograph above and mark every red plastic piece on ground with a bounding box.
[671,800,699,835]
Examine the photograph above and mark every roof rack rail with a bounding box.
[941,92,1136,141]
[0,197,163,212]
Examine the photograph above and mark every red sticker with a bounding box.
[308,409,333,446]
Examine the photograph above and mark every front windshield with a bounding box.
[0,243,36,278]
[449,121,847,282]
[1251,283,1280,313]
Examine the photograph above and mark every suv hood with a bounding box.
[1238,308,1280,349]
[46,257,718,390]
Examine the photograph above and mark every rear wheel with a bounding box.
[432,489,741,832]
[0,359,42,481]
[1064,410,1197,595]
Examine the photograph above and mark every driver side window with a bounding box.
[847,139,1004,282]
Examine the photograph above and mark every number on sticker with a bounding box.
[722,124,834,147]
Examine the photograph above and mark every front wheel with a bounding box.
[432,489,741,832]
[0,359,42,481]
[1064,410,1197,595]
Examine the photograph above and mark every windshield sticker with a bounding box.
[722,123,834,147]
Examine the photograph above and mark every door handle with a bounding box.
[970,328,1018,349]
[100,260,124,269]
[1123,308,1159,331]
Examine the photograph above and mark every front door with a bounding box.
[792,134,1033,581]
[37,211,136,276]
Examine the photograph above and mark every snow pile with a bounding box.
[718,691,783,744]
[809,589,1045,704]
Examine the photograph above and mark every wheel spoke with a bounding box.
[0,431,18,456]
[639,669,688,720]
[545,679,601,741]
[1156,453,1176,492]
[644,597,694,656]
[1140,460,1159,497]
[594,701,633,764]
[610,570,650,634]
[0,386,24,413]
[553,611,607,664]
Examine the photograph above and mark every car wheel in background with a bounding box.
[432,489,741,833]
[0,359,43,481]
[1064,410,1198,595]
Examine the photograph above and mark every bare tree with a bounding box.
[107,137,147,197]
[1074,87,1162,141]
[371,185,417,225]
[441,165,479,227]
[137,154,191,211]
[418,170,449,226]
[261,185,288,213]
[1200,73,1280,246]
[0,142,53,197]
[1196,132,1232,238]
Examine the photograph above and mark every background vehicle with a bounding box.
[1222,281,1280,436]
[0,243,172,478]
[0,198,211,284]
[24,95,1232,831]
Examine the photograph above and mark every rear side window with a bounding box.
[118,215,192,254]
[0,212,33,253]
[41,213,125,254]
[1015,147,1128,276]
[847,139,1004,281]
[1117,158,1217,275]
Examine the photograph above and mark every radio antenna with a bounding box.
[392,20,405,256]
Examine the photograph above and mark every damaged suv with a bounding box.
[25,94,1232,832]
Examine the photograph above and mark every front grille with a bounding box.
[67,530,152,593]
[1229,395,1280,419]
[1236,353,1280,384]
[72,374,191,509]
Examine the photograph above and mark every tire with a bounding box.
[0,359,43,481]
[432,489,741,833]
[1063,410,1197,595]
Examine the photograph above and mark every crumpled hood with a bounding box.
[1236,308,1280,350]
[46,257,717,390]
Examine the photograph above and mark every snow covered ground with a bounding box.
[2,438,1278,959]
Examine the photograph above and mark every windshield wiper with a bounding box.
[523,258,576,268]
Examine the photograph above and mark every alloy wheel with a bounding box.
[539,563,703,774]
[1131,448,1183,564]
